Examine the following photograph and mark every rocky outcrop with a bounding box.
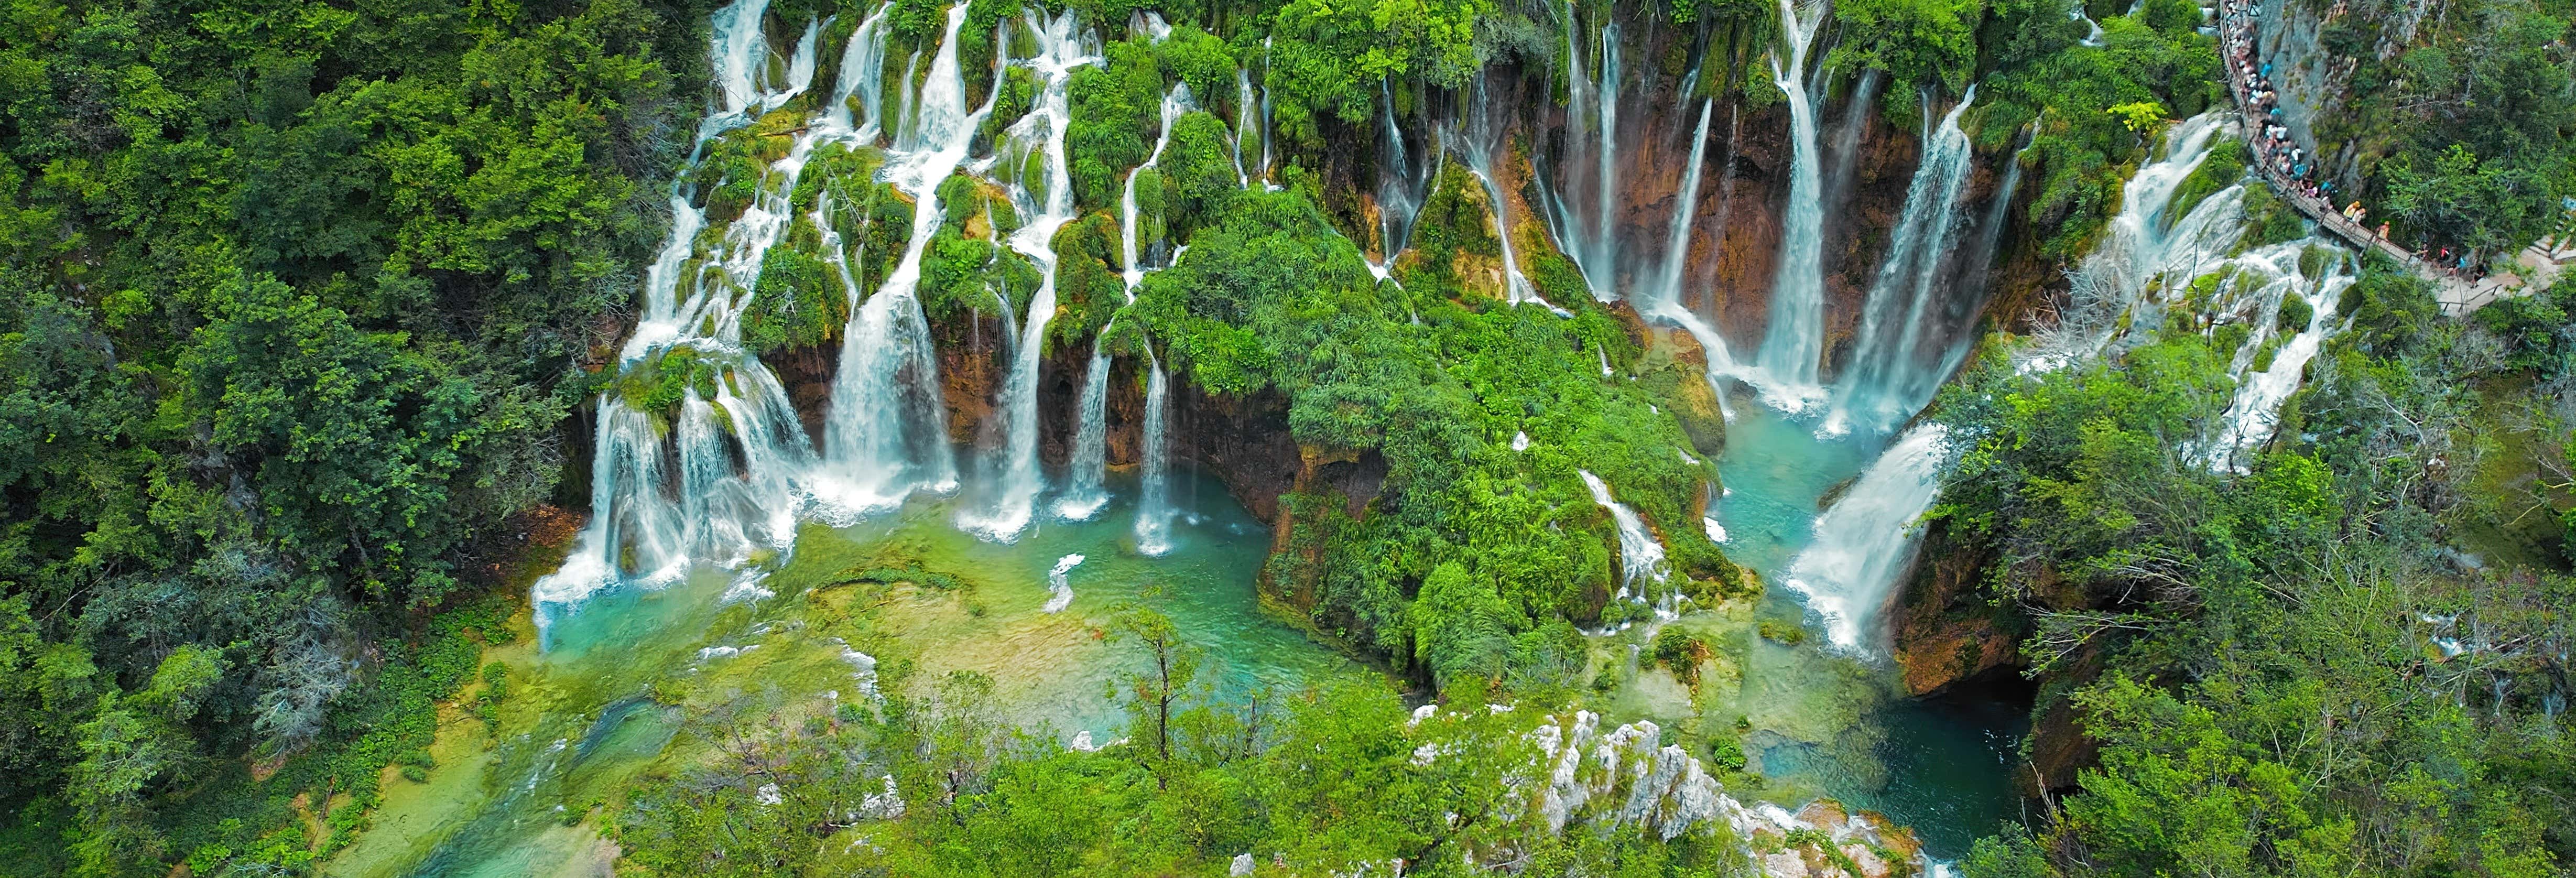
[1889,519,2019,697]
[1507,709,1930,878]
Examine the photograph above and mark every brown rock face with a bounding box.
[1485,20,1951,384]
[1888,519,2019,697]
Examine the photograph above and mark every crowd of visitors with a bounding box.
[2220,0,2335,205]
[2214,0,2501,279]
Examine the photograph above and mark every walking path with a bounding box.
[2213,0,2567,314]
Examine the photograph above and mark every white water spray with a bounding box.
[1579,470,1671,612]
[1753,0,1833,403]
[963,9,1096,540]
[1782,424,1949,649]
[1134,348,1175,555]
[1043,553,1084,612]
[1828,89,1979,436]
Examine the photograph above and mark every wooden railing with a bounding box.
[2213,1,2544,315]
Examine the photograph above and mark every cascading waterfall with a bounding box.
[2024,111,2236,370]
[2205,244,2354,467]
[1781,424,1950,649]
[1753,0,1832,402]
[1058,339,1114,519]
[1636,96,1736,417]
[1589,21,1620,297]
[1826,89,1979,436]
[1371,79,1434,275]
[1452,74,1559,311]
[1579,471,1674,618]
[535,0,872,632]
[822,1,993,517]
[774,17,825,110]
[2014,109,2358,470]
[702,0,828,145]
[963,9,1095,540]
[828,4,894,137]
[1234,69,1258,186]
[1121,84,1196,289]
[1134,348,1175,555]
[1546,4,1624,298]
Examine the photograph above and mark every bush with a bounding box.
[1756,620,1808,645]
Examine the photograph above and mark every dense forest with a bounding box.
[1,0,2570,874]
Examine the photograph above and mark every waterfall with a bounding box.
[1827,89,1979,436]
[1231,69,1262,184]
[1234,69,1258,186]
[2025,111,2237,371]
[1257,38,1275,182]
[1546,4,1623,299]
[1781,424,1950,649]
[1753,0,1832,403]
[1635,97,1736,418]
[962,9,1095,541]
[1057,339,1114,519]
[1952,126,2031,317]
[1579,471,1672,615]
[828,3,894,138]
[1699,104,1743,323]
[709,0,774,118]
[773,17,824,110]
[1121,84,1196,289]
[1589,23,1619,298]
[2207,245,2353,468]
[1134,348,1174,555]
[535,0,888,632]
[820,1,992,518]
[1372,79,1432,271]
[1452,74,1560,312]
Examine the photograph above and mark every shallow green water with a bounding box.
[783,470,1360,739]
[1704,398,2027,858]
[380,405,2025,873]
[384,469,1356,877]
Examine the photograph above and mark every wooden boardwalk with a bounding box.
[2214,1,2560,315]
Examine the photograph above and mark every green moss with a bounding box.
[2167,138,2247,225]
[1757,619,1807,645]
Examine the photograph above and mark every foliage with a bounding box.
[2380,143,2562,257]
[1941,258,2576,876]
[1265,0,1491,148]
[1130,186,1732,689]
[2313,0,2576,255]
[1973,0,2221,255]
[0,0,710,868]
[1829,0,1986,93]
[617,656,1752,876]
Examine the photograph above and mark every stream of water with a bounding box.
[395,4,2337,873]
